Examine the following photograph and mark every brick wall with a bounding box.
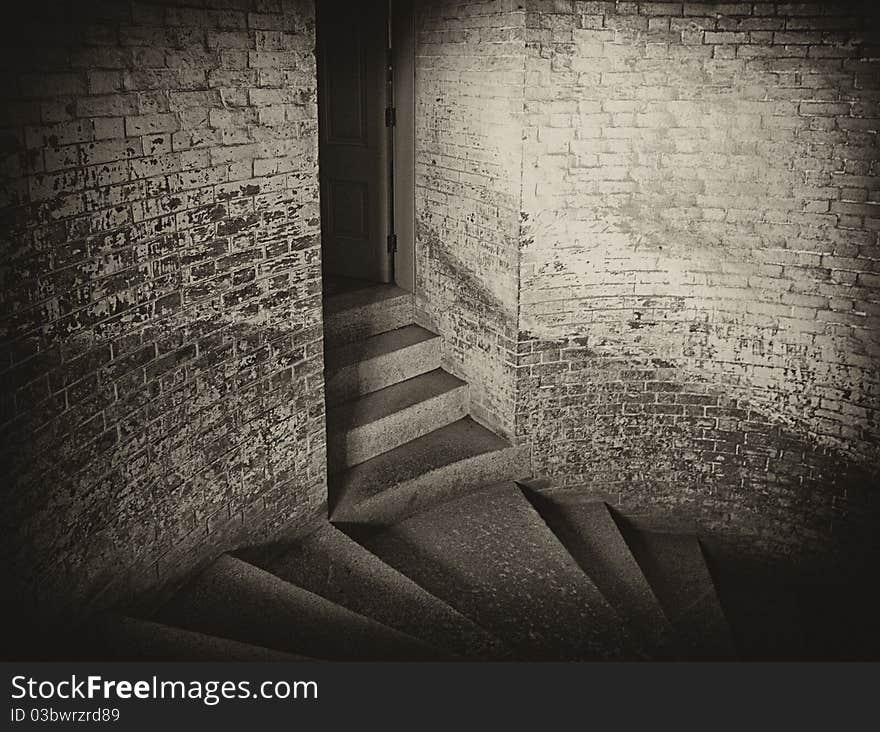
[413,0,525,438]
[0,0,325,626]
[517,0,880,565]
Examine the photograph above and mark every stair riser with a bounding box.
[519,489,676,659]
[351,483,640,661]
[249,526,511,661]
[327,386,468,470]
[324,294,413,348]
[158,556,445,661]
[618,527,736,660]
[332,445,531,525]
[325,337,441,406]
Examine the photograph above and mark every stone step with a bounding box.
[323,283,413,348]
[324,324,441,407]
[154,554,447,661]
[240,524,511,660]
[519,485,677,659]
[615,522,737,660]
[330,417,530,525]
[326,368,467,472]
[83,615,312,662]
[343,482,641,661]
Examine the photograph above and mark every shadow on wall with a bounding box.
[515,342,879,573]
[0,0,327,639]
[413,0,525,438]
[415,220,520,439]
[2,305,327,625]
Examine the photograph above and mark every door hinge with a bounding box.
[387,233,398,254]
[385,106,396,128]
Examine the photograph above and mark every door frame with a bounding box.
[390,0,415,293]
[313,0,415,293]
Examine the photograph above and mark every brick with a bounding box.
[704,31,749,44]
[124,113,179,137]
[93,117,125,140]
[77,94,140,118]
[799,101,851,116]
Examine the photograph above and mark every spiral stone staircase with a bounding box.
[81,281,878,662]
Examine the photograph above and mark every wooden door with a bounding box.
[317,0,391,284]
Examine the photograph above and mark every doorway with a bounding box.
[316,0,414,294]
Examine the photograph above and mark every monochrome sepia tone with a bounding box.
[1,0,879,661]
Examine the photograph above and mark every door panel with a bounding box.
[318,0,391,284]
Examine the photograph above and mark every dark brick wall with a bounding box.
[516,0,880,566]
[413,0,525,439]
[0,0,325,624]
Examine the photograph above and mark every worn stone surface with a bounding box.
[244,523,510,659]
[323,324,441,405]
[155,553,446,660]
[350,481,641,660]
[330,416,531,525]
[322,283,414,346]
[521,489,676,658]
[0,0,326,626]
[615,524,736,660]
[325,368,468,469]
[513,0,880,566]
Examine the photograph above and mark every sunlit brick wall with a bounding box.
[413,0,525,438]
[517,0,880,565]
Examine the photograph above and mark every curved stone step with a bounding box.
[240,524,511,660]
[154,554,448,661]
[519,485,677,659]
[343,482,641,661]
[84,615,313,662]
[326,368,467,471]
[330,417,530,525]
[325,324,441,406]
[615,519,737,660]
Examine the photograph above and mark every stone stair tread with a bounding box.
[330,417,522,521]
[154,554,448,661]
[85,615,313,662]
[323,283,413,347]
[519,486,677,658]
[324,283,409,315]
[324,325,441,406]
[327,368,465,432]
[616,524,737,660]
[345,482,641,661]
[242,524,511,660]
[326,324,437,373]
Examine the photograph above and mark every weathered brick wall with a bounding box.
[0,0,325,625]
[413,0,525,438]
[517,0,880,565]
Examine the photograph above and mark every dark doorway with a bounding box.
[316,0,414,294]
[317,0,392,287]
